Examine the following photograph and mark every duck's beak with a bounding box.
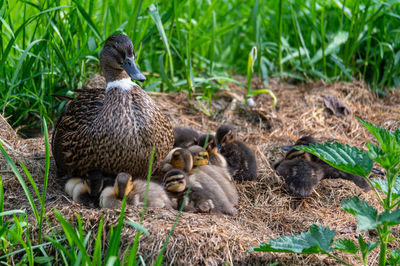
[123,56,146,82]
[282,145,294,151]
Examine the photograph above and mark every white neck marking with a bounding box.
[106,78,135,92]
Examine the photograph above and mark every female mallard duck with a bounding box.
[100,172,174,209]
[197,134,227,168]
[216,125,257,181]
[52,34,174,179]
[169,147,238,215]
[275,136,370,196]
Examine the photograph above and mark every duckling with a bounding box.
[173,127,200,148]
[170,147,238,215]
[163,169,214,213]
[52,33,174,179]
[197,134,228,168]
[64,171,114,207]
[216,125,257,181]
[274,159,324,197]
[275,136,370,197]
[100,173,175,209]
[65,178,96,207]
[188,145,238,205]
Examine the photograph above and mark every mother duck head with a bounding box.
[100,34,146,91]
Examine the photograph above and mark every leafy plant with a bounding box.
[250,119,400,266]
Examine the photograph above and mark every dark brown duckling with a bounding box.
[52,33,174,180]
[197,134,227,168]
[274,159,324,197]
[275,136,370,197]
[173,127,200,148]
[216,125,257,181]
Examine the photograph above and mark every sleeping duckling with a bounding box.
[170,147,238,215]
[100,172,175,209]
[163,169,214,213]
[197,134,227,168]
[274,159,324,197]
[216,125,257,181]
[275,136,370,197]
[188,145,238,205]
[173,127,200,148]
[65,171,113,207]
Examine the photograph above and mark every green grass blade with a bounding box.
[148,4,174,78]
[0,140,39,222]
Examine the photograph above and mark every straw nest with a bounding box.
[1,74,399,265]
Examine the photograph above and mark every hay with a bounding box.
[1,75,399,265]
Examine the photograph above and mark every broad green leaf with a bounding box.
[378,209,400,226]
[388,249,400,266]
[297,142,373,177]
[249,225,336,254]
[333,238,358,254]
[342,197,378,231]
[359,119,400,171]
[373,177,400,200]
[366,142,400,173]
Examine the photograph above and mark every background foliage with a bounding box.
[1,0,399,135]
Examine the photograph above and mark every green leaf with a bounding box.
[378,209,400,226]
[34,256,53,264]
[342,197,378,231]
[366,143,400,173]
[249,225,336,254]
[357,235,378,260]
[359,119,400,154]
[297,142,373,177]
[388,249,400,266]
[359,119,400,171]
[311,31,348,64]
[374,177,400,194]
[333,238,358,254]
[125,220,150,236]
[373,177,400,201]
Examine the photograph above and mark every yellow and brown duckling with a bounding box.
[168,146,238,215]
[197,134,228,168]
[52,33,174,180]
[275,136,370,197]
[163,169,214,213]
[216,125,257,181]
[65,170,113,207]
[173,127,200,148]
[100,172,175,209]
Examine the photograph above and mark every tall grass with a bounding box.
[1,0,399,133]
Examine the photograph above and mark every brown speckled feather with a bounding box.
[52,84,174,178]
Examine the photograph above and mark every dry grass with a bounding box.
[1,75,400,265]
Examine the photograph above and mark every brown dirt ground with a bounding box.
[1,75,400,265]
